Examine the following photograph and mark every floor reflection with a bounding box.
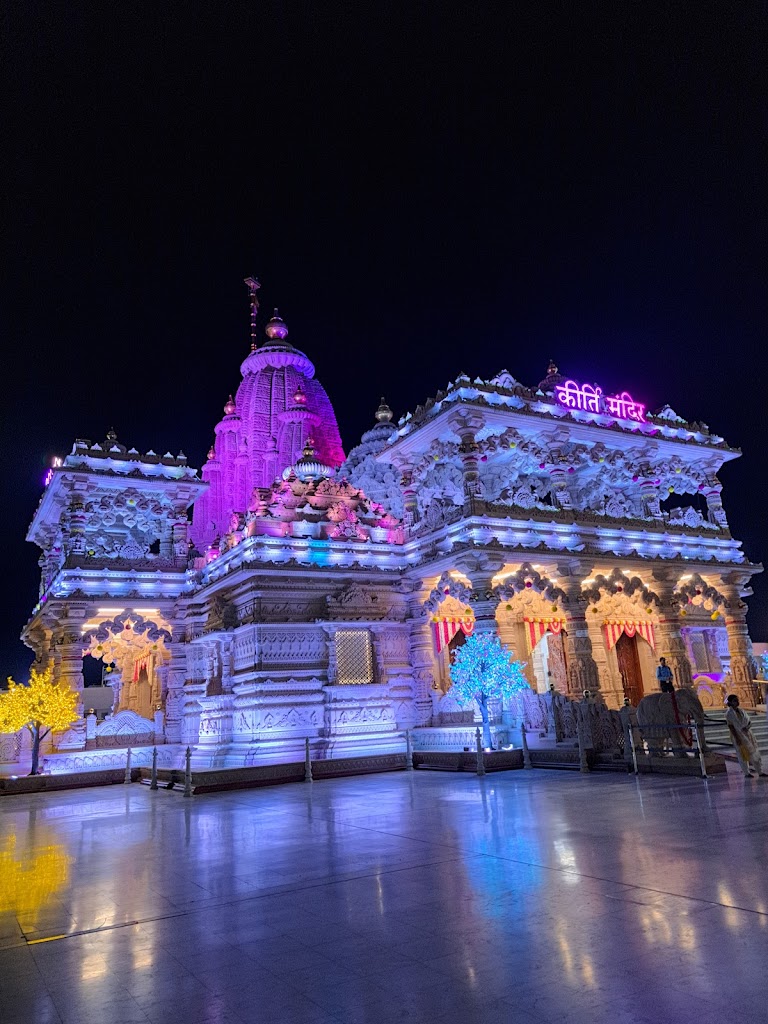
[1,770,768,1024]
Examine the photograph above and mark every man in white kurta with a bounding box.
[725,694,766,777]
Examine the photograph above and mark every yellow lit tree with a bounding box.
[0,667,79,775]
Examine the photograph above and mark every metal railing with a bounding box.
[625,722,710,779]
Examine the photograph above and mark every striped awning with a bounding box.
[604,621,655,650]
[433,618,475,653]
[524,617,566,651]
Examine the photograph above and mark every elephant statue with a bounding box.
[635,688,707,757]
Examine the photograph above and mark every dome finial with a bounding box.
[538,357,564,393]
[224,395,236,416]
[244,276,261,351]
[266,308,289,340]
[375,397,393,423]
[292,383,307,407]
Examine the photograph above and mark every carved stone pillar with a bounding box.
[638,477,662,519]
[450,411,484,508]
[407,596,437,725]
[558,567,601,699]
[171,515,189,565]
[461,557,507,727]
[544,437,574,510]
[722,587,759,705]
[66,497,88,556]
[703,628,723,674]
[652,572,694,690]
[459,556,504,639]
[398,466,419,529]
[164,631,188,743]
[703,480,728,529]
[53,620,87,751]
[547,465,573,509]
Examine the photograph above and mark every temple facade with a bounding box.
[17,282,763,770]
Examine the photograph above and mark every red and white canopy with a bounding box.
[433,618,475,653]
[604,620,655,650]
[524,617,566,650]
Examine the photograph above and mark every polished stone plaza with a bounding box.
[1,767,767,1024]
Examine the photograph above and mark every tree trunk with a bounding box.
[29,724,41,776]
[478,694,492,749]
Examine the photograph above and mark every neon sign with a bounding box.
[555,380,645,422]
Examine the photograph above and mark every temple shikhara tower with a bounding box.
[12,279,763,772]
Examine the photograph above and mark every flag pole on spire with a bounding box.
[244,276,261,350]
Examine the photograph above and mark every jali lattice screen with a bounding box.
[335,629,374,684]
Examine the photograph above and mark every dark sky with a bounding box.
[2,3,766,681]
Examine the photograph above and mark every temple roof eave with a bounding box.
[399,513,759,574]
[26,469,208,548]
[194,533,409,588]
[382,392,739,464]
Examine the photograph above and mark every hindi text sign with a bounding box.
[555,379,645,422]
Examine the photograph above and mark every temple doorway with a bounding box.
[615,632,644,706]
[529,629,569,694]
[447,628,467,664]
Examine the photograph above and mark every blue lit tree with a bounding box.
[449,632,529,749]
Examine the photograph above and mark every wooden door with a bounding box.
[615,632,644,706]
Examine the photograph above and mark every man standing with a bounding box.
[656,656,675,693]
[725,694,767,778]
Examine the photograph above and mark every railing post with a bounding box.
[576,716,590,773]
[304,737,314,783]
[124,747,132,785]
[183,746,193,797]
[695,724,708,780]
[520,722,532,769]
[405,729,414,771]
[150,746,158,790]
[475,727,486,777]
[626,721,639,776]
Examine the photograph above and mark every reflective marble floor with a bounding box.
[2,766,768,1024]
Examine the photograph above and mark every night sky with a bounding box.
[2,4,766,681]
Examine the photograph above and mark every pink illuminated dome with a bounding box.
[191,284,346,546]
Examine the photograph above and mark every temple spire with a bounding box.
[244,276,261,351]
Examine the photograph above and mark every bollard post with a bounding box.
[150,746,158,790]
[405,729,414,771]
[576,717,590,773]
[124,747,132,785]
[520,722,532,769]
[475,727,486,777]
[183,746,193,798]
[304,737,314,783]
[695,724,708,780]
[627,722,639,776]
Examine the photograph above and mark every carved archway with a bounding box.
[582,568,660,610]
[83,611,171,719]
[423,571,473,614]
[493,565,566,692]
[582,571,659,705]
[423,573,475,696]
[674,573,727,615]
[493,562,566,605]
